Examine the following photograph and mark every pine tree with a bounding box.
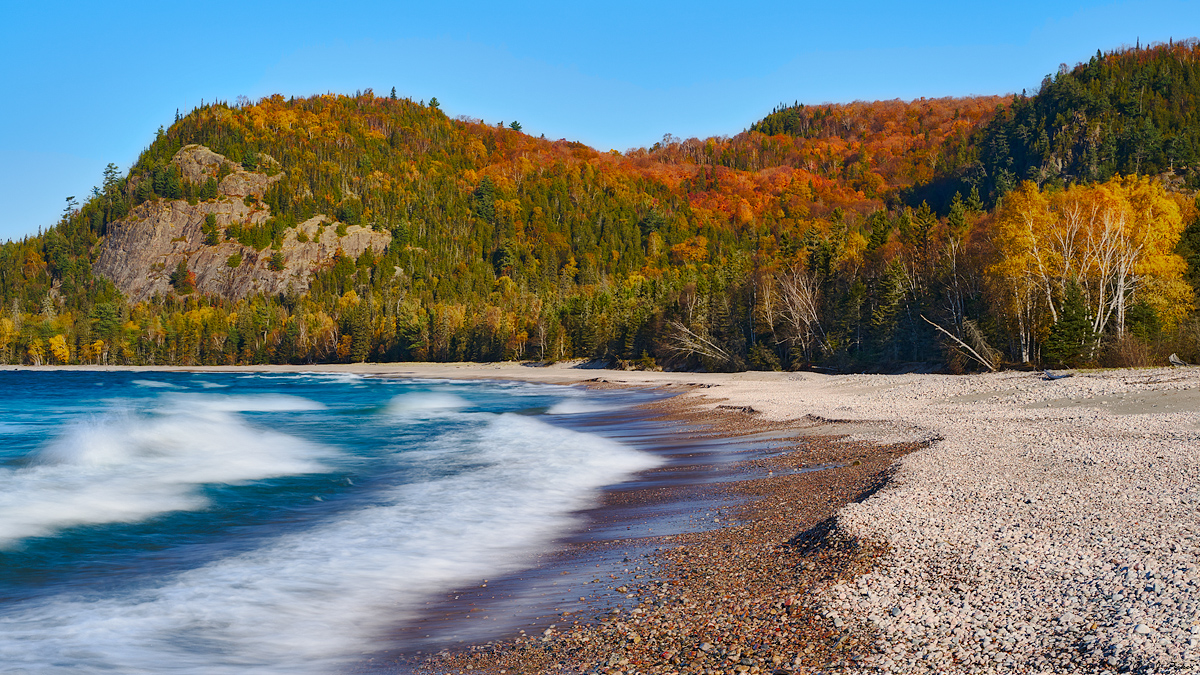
[1043,280,1095,367]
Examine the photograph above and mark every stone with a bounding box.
[94,145,390,303]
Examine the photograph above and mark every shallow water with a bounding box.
[0,372,662,674]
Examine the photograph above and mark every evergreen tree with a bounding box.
[1043,280,1095,367]
[1178,201,1200,297]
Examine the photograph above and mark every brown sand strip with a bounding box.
[365,391,920,675]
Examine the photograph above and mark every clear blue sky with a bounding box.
[1,0,1196,240]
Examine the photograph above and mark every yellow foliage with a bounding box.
[0,317,14,351]
[843,229,868,267]
[1140,276,1195,329]
[646,232,664,258]
[495,276,518,300]
[986,177,1194,350]
[337,290,360,312]
[48,334,70,364]
[27,338,44,366]
[82,339,106,364]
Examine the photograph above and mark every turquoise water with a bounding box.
[0,371,661,674]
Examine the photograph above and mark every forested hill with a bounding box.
[2,40,1199,371]
[973,39,1200,199]
[747,96,1003,201]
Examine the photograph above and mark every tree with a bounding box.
[1043,280,1095,366]
[169,260,196,294]
[428,97,440,109]
[509,121,522,132]
[48,334,70,364]
[986,177,1192,363]
[776,264,826,361]
[202,214,221,245]
[986,181,1055,362]
[62,196,78,222]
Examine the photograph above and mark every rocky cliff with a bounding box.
[94,145,391,302]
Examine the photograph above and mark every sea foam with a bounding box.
[0,395,333,546]
[0,410,658,674]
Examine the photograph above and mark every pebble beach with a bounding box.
[393,364,1200,674]
[24,363,1200,673]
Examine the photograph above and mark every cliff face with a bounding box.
[94,145,390,302]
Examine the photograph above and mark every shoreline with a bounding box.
[10,362,1200,672]
[365,391,919,675]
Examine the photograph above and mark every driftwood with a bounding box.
[1043,370,1074,381]
[920,315,997,372]
[1169,353,1190,367]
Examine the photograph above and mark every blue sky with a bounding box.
[1,0,1197,240]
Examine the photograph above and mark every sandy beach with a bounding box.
[13,362,1200,673]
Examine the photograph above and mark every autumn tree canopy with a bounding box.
[1,41,1198,371]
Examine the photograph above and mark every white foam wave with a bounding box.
[0,398,334,546]
[545,398,621,415]
[239,372,365,384]
[161,394,327,414]
[0,414,658,673]
[131,379,182,389]
[386,392,469,415]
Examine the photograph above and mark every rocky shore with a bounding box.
[26,363,1200,673]
[391,365,1200,674]
[391,398,922,675]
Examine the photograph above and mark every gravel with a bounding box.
[787,369,1200,673]
[307,362,1200,674]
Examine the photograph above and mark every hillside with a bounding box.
[746,96,1003,200]
[95,145,390,302]
[1,41,1198,370]
[974,39,1200,199]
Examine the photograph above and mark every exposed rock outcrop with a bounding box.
[172,144,232,184]
[94,145,390,302]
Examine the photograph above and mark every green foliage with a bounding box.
[1180,201,1200,297]
[2,45,1196,370]
[198,177,218,201]
[168,261,195,295]
[202,214,221,245]
[1126,302,1161,341]
[1043,280,1096,367]
[976,40,1200,200]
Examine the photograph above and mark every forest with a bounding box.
[2,40,1199,371]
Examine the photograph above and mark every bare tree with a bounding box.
[661,320,738,370]
[776,265,827,360]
